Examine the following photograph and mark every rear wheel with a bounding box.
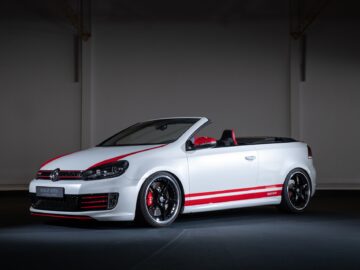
[279,169,311,213]
[138,172,182,227]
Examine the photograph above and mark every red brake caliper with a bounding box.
[146,190,154,207]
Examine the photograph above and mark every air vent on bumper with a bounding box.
[30,193,119,212]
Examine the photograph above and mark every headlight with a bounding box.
[81,160,129,180]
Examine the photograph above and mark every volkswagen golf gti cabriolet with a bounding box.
[29,117,316,227]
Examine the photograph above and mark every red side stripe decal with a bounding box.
[87,144,166,169]
[184,190,282,206]
[185,184,283,198]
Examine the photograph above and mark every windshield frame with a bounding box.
[97,118,201,147]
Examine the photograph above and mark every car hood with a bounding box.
[40,145,165,171]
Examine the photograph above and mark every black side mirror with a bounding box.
[186,140,194,151]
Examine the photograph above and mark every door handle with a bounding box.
[245,156,256,161]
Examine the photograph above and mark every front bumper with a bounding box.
[29,175,139,221]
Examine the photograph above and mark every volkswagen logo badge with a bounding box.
[50,168,60,182]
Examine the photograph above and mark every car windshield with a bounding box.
[98,118,200,146]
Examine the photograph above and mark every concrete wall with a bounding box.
[0,1,81,189]
[92,20,290,142]
[300,1,360,188]
[0,0,359,190]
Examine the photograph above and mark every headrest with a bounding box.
[220,129,238,146]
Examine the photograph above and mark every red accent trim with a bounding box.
[185,184,283,198]
[87,144,166,169]
[80,205,107,209]
[31,213,92,220]
[39,152,77,169]
[39,170,82,172]
[36,170,83,180]
[81,195,108,199]
[80,200,107,204]
[231,129,238,145]
[184,190,282,206]
[194,136,217,146]
[47,176,81,179]
[146,190,154,206]
[37,176,82,180]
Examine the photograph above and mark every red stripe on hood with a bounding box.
[86,144,166,170]
[39,152,76,169]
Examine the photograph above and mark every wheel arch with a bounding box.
[165,171,186,213]
[135,169,186,219]
[283,167,313,193]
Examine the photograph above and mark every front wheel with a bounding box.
[279,169,312,213]
[138,172,182,227]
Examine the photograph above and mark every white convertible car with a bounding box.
[29,117,316,227]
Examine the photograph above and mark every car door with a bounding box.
[186,145,258,206]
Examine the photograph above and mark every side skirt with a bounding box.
[182,196,281,214]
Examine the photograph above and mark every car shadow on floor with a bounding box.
[29,205,360,231]
[1,190,360,230]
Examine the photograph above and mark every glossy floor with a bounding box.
[0,191,359,270]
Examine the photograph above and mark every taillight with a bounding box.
[307,145,313,159]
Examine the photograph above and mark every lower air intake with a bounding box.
[30,193,119,212]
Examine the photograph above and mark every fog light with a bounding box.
[108,193,119,209]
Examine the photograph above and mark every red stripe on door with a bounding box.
[185,184,283,198]
[184,190,282,206]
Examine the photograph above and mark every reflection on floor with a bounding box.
[0,190,359,270]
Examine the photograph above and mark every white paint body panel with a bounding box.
[29,117,316,221]
[186,146,258,194]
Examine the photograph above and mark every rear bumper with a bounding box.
[29,175,139,221]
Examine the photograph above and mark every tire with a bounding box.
[279,168,312,213]
[138,172,182,227]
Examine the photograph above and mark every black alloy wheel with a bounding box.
[279,169,311,213]
[138,172,181,227]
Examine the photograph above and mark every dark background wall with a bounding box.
[0,0,359,189]
[0,0,81,189]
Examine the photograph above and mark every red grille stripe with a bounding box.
[57,176,82,179]
[81,200,107,204]
[37,176,81,180]
[184,184,283,198]
[184,190,282,206]
[81,195,108,199]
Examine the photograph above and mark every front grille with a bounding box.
[30,193,119,212]
[36,170,82,180]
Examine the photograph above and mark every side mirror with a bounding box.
[193,136,217,149]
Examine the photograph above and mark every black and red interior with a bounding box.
[193,129,238,148]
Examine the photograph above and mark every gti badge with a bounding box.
[50,168,60,182]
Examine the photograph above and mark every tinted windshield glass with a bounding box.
[98,118,200,146]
